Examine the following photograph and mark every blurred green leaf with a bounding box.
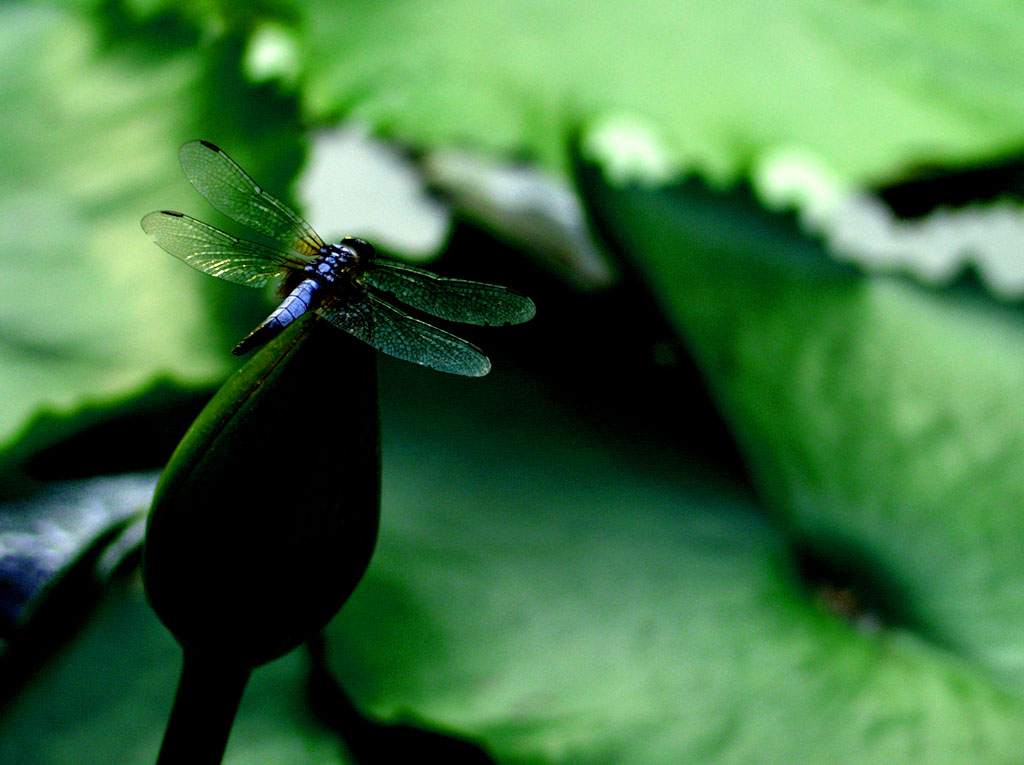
[0,379,213,497]
[9,363,1024,762]
[326,363,1024,762]
[0,1,303,460]
[0,580,351,764]
[575,147,1024,694]
[300,1,1024,181]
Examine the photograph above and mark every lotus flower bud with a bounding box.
[143,314,380,667]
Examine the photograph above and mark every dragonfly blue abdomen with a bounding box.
[232,277,322,355]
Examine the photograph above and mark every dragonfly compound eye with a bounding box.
[340,236,377,265]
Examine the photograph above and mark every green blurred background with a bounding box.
[4,1,1024,762]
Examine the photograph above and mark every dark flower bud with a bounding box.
[144,314,380,667]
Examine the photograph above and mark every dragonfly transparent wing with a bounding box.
[178,140,325,257]
[318,291,492,377]
[141,211,309,286]
[362,260,536,326]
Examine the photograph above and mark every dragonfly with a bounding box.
[141,140,535,376]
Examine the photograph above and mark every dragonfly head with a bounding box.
[330,237,376,269]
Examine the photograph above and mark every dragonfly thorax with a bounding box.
[303,252,344,284]
[308,236,376,284]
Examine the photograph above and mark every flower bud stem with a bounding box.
[156,650,251,764]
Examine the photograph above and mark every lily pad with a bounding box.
[6,357,1024,761]
[323,361,1024,762]
[301,1,1024,181]
[575,147,1024,694]
[0,1,303,457]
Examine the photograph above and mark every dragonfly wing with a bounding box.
[363,261,536,326]
[178,140,325,257]
[318,292,492,377]
[141,211,309,286]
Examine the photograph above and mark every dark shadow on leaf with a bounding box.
[435,222,751,484]
[0,381,210,500]
[306,633,495,765]
[878,151,1024,219]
